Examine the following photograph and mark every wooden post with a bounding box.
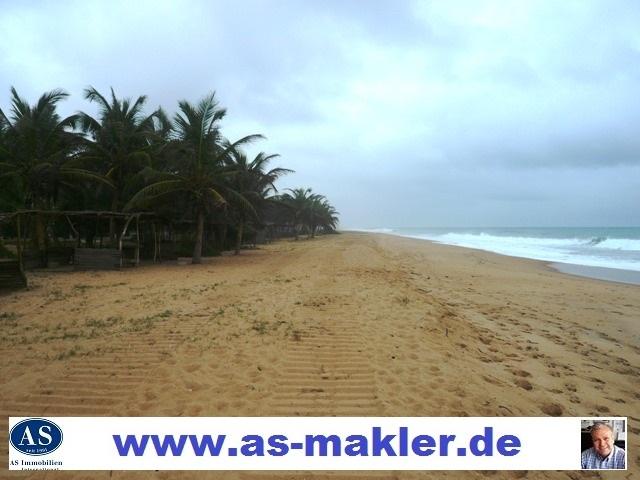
[16,213,23,273]
[135,214,140,266]
[65,215,80,245]
[152,222,158,263]
[120,215,135,268]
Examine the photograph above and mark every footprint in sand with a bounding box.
[514,379,533,391]
[595,405,611,413]
[144,391,157,401]
[183,363,201,373]
[482,375,503,386]
[540,403,564,416]
[184,381,204,392]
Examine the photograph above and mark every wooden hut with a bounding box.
[0,260,27,290]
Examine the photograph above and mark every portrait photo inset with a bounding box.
[581,419,626,469]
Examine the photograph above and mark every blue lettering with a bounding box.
[151,435,188,456]
[241,435,265,456]
[267,435,289,456]
[439,434,456,455]
[411,435,435,456]
[345,435,368,456]
[189,435,226,456]
[112,435,150,456]
[469,427,494,456]
[372,427,397,456]
[497,435,521,456]
[305,434,341,456]
[399,427,408,456]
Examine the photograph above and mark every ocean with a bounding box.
[356,227,640,274]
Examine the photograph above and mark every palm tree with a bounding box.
[125,92,261,263]
[0,87,109,264]
[275,188,339,238]
[276,188,316,239]
[310,197,339,235]
[225,150,292,254]
[78,87,165,244]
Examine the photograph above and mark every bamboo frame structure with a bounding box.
[0,210,159,269]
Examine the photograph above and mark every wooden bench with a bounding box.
[0,260,27,290]
[74,248,121,270]
[46,246,74,267]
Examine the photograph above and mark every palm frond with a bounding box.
[36,89,69,111]
[83,86,111,111]
[60,167,115,189]
[124,179,186,211]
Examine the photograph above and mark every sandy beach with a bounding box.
[1,232,638,479]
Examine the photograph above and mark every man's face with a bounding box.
[592,428,614,457]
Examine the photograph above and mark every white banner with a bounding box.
[8,417,627,471]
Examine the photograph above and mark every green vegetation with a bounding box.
[0,87,339,265]
[124,310,173,333]
[0,312,18,323]
[274,188,339,240]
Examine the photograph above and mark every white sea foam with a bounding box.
[595,238,640,251]
[392,231,640,272]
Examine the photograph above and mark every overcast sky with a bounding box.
[1,0,639,228]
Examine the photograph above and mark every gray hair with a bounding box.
[590,422,614,437]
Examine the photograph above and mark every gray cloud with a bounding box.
[1,0,639,227]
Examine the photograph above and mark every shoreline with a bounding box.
[344,230,640,286]
[549,262,640,286]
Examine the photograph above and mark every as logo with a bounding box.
[10,418,63,456]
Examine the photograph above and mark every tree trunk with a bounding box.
[192,209,204,264]
[35,213,47,267]
[16,214,23,272]
[220,224,228,251]
[234,221,244,255]
[109,193,119,246]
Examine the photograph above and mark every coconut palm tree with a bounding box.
[309,197,339,235]
[276,187,316,239]
[275,188,339,238]
[0,87,109,264]
[225,150,292,253]
[78,86,166,244]
[125,92,261,263]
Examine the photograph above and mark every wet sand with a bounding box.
[1,232,638,479]
[551,262,640,286]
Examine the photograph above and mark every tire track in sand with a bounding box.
[242,239,395,480]
[0,315,204,460]
[270,239,380,417]
[245,325,393,479]
[271,321,379,416]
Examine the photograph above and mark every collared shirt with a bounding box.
[581,445,626,469]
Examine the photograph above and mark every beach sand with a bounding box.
[1,232,638,479]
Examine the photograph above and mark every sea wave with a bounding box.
[593,238,640,251]
[394,231,640,272]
